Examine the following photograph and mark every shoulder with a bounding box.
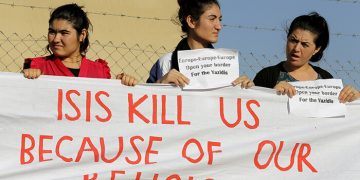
[254,62,284,88]
[311,64,333,79]
[157,52,172,67]
[25,56,51,62]
[84,58,111,79]
[83,58,109,67]
[147,52,172,83]
[24,56,54,68]
[157,52,172,74]
[257,62,283,75]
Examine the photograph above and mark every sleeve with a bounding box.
[253,68,270,88]
[95,59,111,79]
[253,66,278,88]
[23,58,32,69]
[146,60,162,83]
[23,57,44,70]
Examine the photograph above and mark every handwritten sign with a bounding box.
[178,48,239,89]
[289,79,346,117]
[0,73,359,179]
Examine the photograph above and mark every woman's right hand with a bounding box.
[156,69,189,87]
[274,81,296,98]
[23,68,42,79]
[116,73,138,86]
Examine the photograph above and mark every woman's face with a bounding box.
[286,28,320,67]
[48,19,84,58]
[189,4,222,44]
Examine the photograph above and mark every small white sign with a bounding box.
[289,79,346,117]
[178,48,239,90]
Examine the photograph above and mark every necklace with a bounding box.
[62,58,82,63]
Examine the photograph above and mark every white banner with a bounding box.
[0,72,359,180]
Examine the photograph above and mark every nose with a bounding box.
[215,20,222,31]
[53,32,61,43]
[294,42,301,51]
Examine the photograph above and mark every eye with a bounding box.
[48,29,55,35]
[60,31,70,35]
[208,15,217,21]
[301,42,309,48]
[288,37,298,43]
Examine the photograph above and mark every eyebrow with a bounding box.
[48,28,70,33]
[207,14,222,19]
[289,35,311,44]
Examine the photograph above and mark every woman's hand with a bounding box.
[116,73,138,86]
[23,68,42,79]
[232,75,254,88]
[338,85,360,103]
[274,81,296,98]
[156,69,189,87]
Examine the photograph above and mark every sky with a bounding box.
[215,0,360,89]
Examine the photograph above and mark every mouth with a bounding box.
[290,53,300,59]
[51,44,63,49]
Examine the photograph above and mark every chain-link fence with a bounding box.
[0,31,359,88]
[0,31,170,82]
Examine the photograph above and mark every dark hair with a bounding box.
[177,0,220,33]
[287,12,329,62]
[47,3,92,55]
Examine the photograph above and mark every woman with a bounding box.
[23,3,137,86]
[147,0,253,88]
[253,12,359,102]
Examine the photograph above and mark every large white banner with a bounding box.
[0,72,359,180]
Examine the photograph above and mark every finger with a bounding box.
[282,88,288,95]
[276,87,285,95]
[124,76,132,86]
[116,73,124,80]
[343,90,354,103]
[121,75,128,85]
[339,87,350,100]
[288,88,296,98]
[130,78,137,86]
[243,79,254,89]
[35,69,41,78]
[246,81,255,89]
[343,93,353,103]
[241,80,249,88]
[178,73,190,85]
[128,77,136,86]
[178,78,187,87]
[232,76,246,86]
[31,69,40,79]
[23,70,30,78]
[29,70,36,79]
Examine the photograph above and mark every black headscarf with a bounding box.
[170,38,214,71]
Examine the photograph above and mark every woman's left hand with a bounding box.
[338,85,360,103]
[232,75,254,89]
[116,73,138,86]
